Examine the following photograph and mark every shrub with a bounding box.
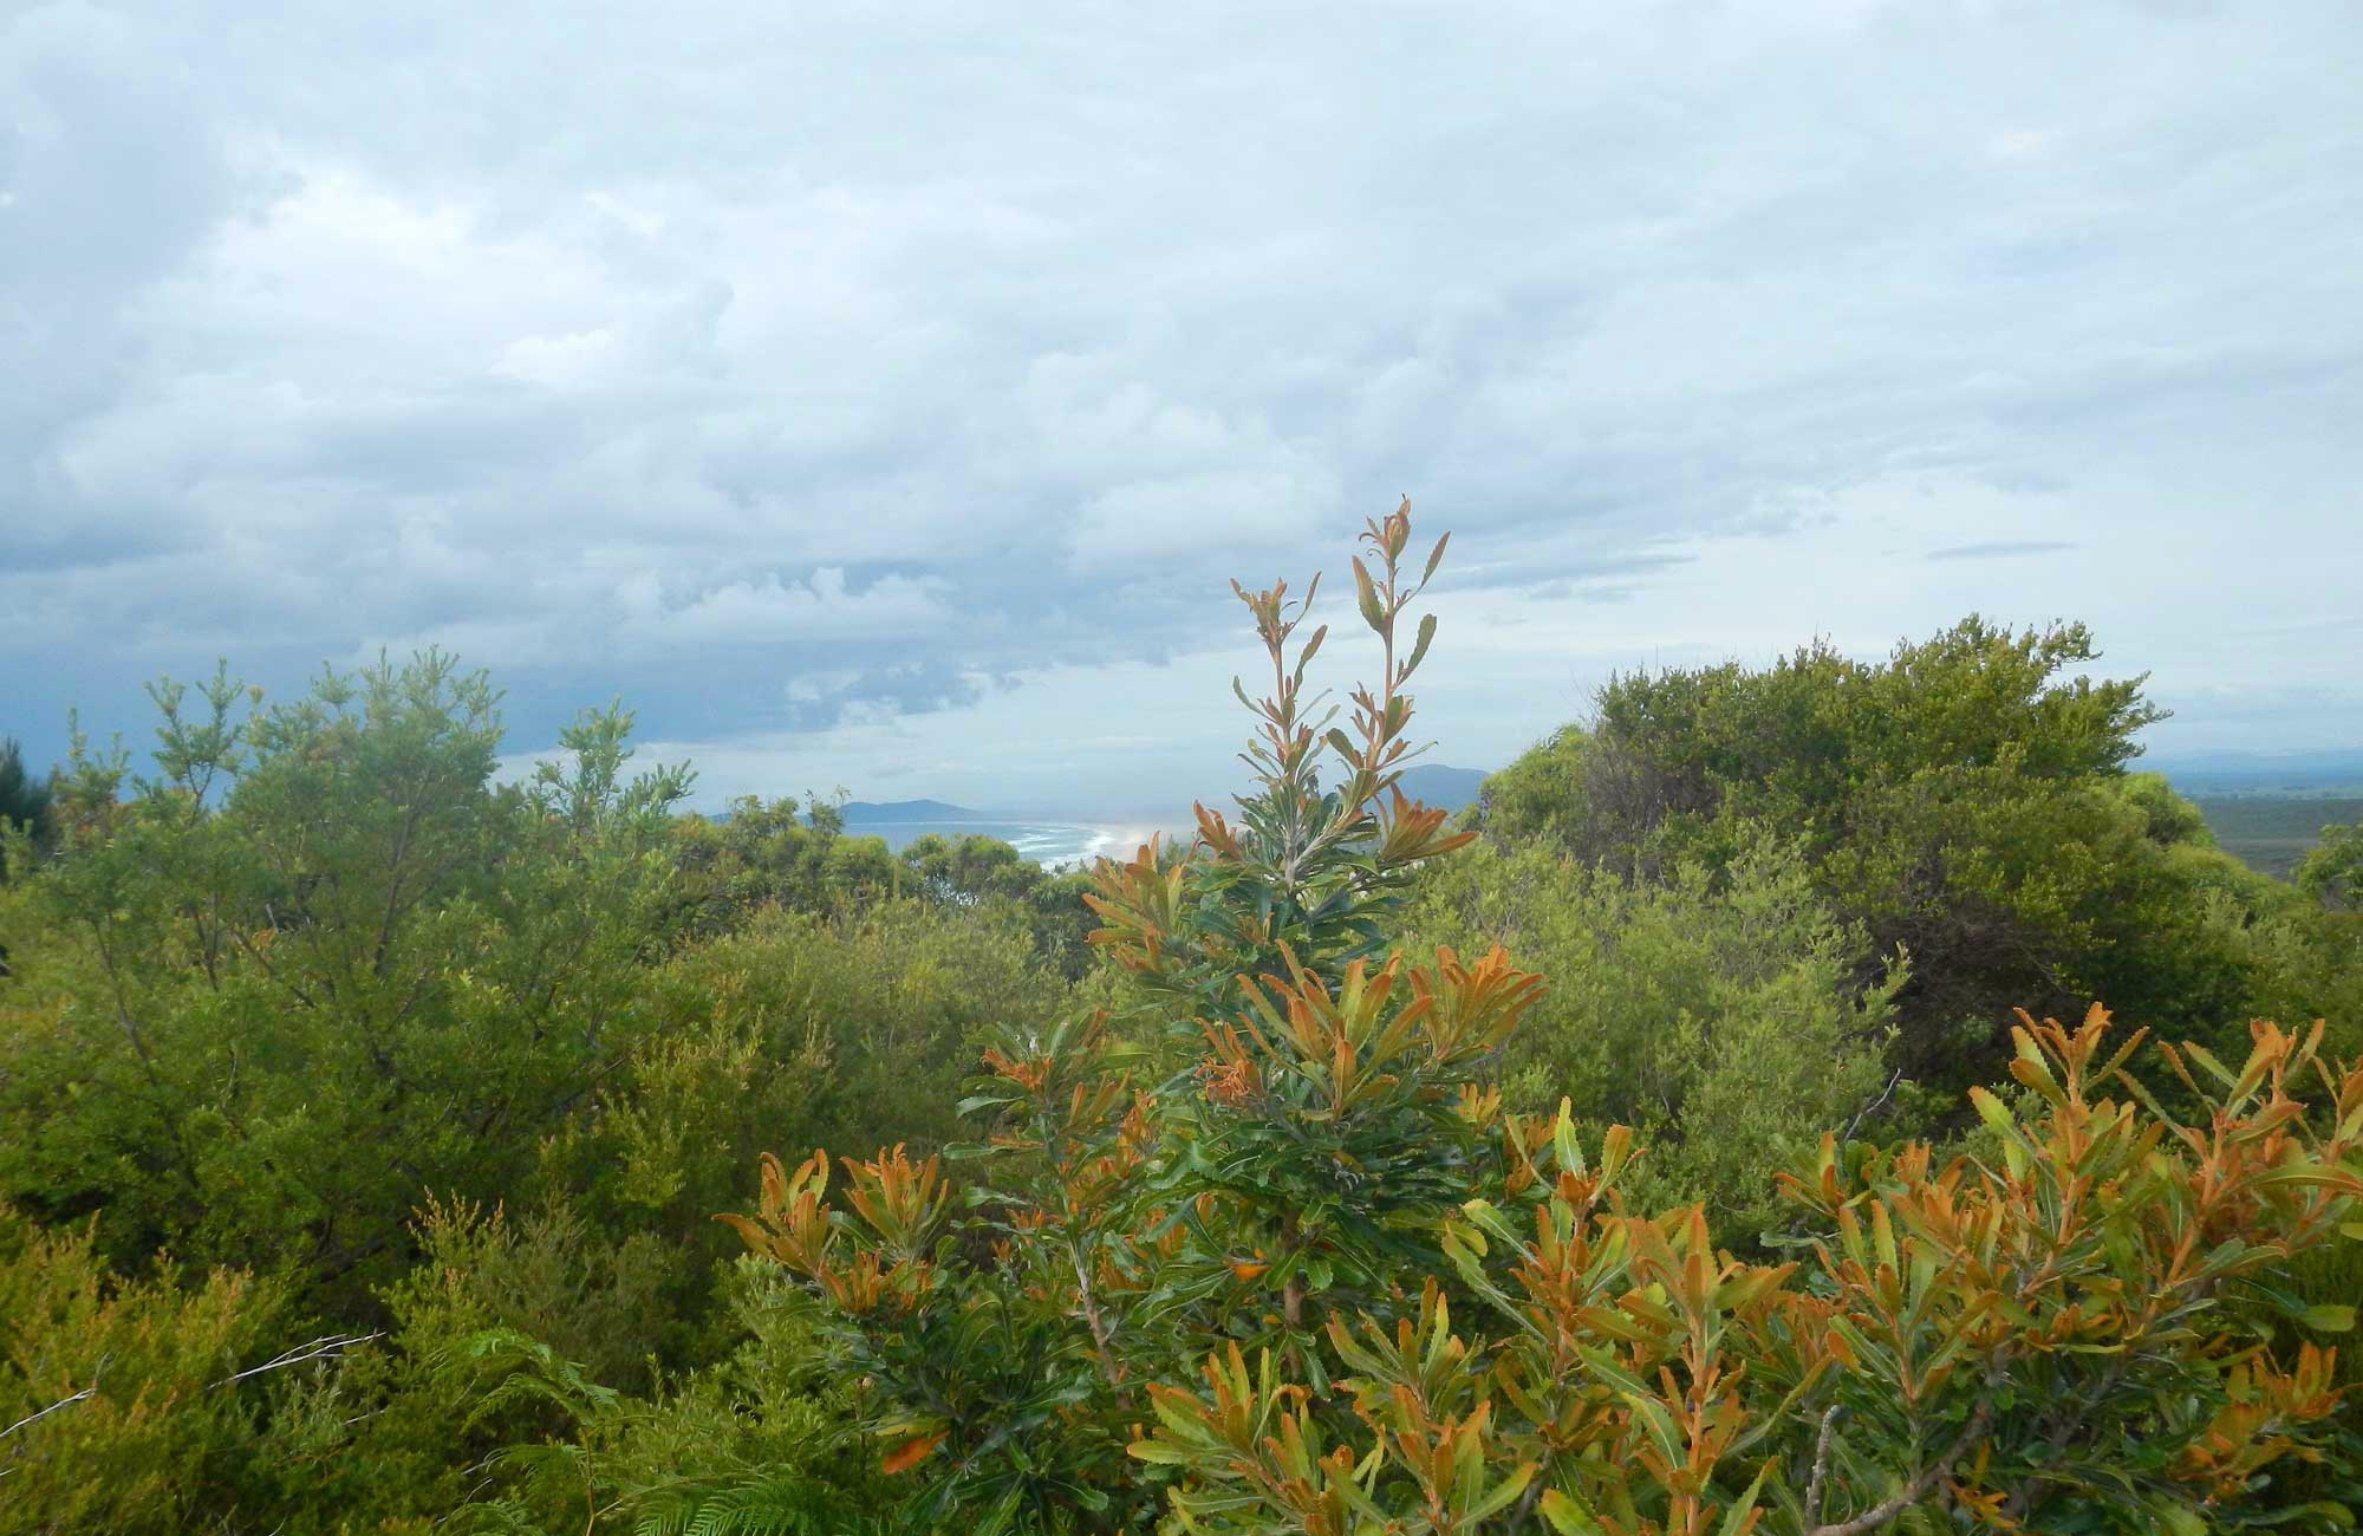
[0,737,51,885]
[591,898,1078,1288]
[1409,837,1900,1245]
[724,508,2363,1535]
[0,1205,287,1535]
[1473,623,2295,1095]
[2297,821,2363,912]
[1139,1008,2363,1536]
[0,658,691,1311]
[666,801,1098,971]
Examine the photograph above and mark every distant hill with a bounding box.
[2151,749,2363,795]
[837,798,982,824]
[1397,764,1489,811]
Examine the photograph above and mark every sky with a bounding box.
[4,0,2359,819]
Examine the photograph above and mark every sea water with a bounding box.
[849,819,1168,868]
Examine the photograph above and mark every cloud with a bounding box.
[3,0,2359,807]
[626,568,952,645]
[1070,465,1337,569]
[1927,540,2080,561]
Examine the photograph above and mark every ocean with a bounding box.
[846,818,1171,868]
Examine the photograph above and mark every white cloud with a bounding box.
[3,0,2360,807]
[1070,465,1337,569]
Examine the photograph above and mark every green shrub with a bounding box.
[1478,621,2320,1094]
[0,658,690,1312]
[577,897,1079,1324]
[1409,836,1899,1245]
[2296,820,2363,911]
[0,1205,284,1535]
[720,510,2363,1536]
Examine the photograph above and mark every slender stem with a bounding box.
[1,1387,94,1444]
[1069,1241,1128,1404]
[1808,1398,1991,1536]
[212,1331,382,1389]
[1805,1403,1844,1526]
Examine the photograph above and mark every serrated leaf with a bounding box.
[2178,1040,2238,1090]
[1352,557,1385,632]
[1403,613,1438,679]
[1540,1489,1604,1536]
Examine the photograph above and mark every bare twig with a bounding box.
[214,1332,383,1389]
[1805,1403,1845,1526]
[1,1386,95,1444]
[1808,1398,1992,1536]
[1838,1068,1905,1146]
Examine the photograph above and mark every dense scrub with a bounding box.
[0,662,1095,1532]
[1477,625,2363,1093]
[1408,838,1900,1247]
[0,507,2358,1533]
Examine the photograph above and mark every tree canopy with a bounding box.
[1477,620,2355,1094]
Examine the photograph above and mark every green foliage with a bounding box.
[666,802,1096,971]
[666,795,901,935]
[1480,619,2156,866]
[0,736,51,883]
[897,832,1099,972]
[242,1197,660,1529]
[0,651,1097,1532]
[0,654,691,1310]
[252,1216,876,1535]
[592,898,1075,1306]
[2297,819,2363,911]
[1,512,2358,1534]
[1478,619,2346,1093]
[2119,769,2215,847]
[524,1261,885,1536]
[1408,837,1900,1245]
[0,1204,285,1536]
[723,512,2363,1536]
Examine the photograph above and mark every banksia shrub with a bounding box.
[728,505,2363,1535]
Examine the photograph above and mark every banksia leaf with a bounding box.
[1404,611,1438,679]
[880,1429,944,1475]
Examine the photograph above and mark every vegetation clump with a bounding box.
[1477,623,2363,1096]
[0,505,2356,1533]
[716,506,2363,1534]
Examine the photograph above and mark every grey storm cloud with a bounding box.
[3,0,2359,812]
